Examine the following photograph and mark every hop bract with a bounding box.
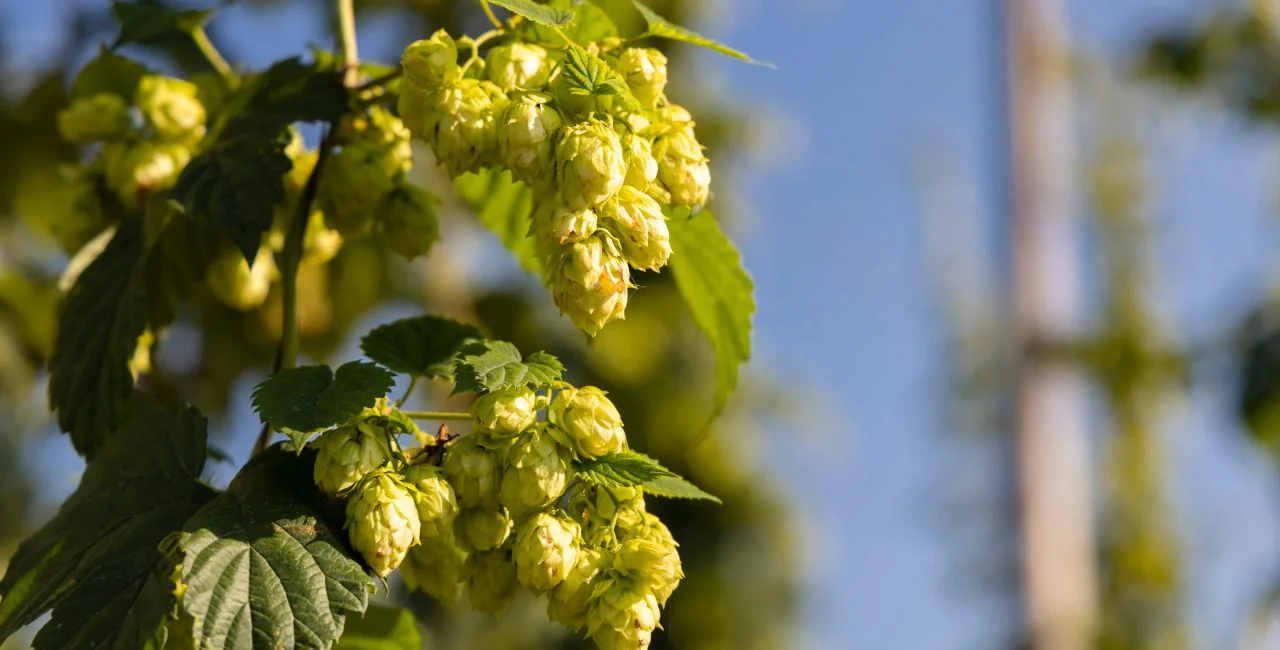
[378,183,440,260]
[465,548,520,616]
[401,536,467,606]
[533,202,597,249]
[58,93,132,145]
[547,547,610,630]
[556,119,627,211]
[136,75,206,143]
[619,130,658,190]
[498,92,563,185]
[454,506,513,551]
[403,462,457,539]
[442,433,507,507]
[587,580,661,650]
[486,42,551,91]
[615,48,668,109]
[550,386,627,458]
[547,234,630,336]
[346,471,422,577]
[471,386,538,437]
[598,186,671,271]
[312,424,392,496]
[402,30,460,88]
[500,429,571,514]
[514,511,581,592]
[614,537,682,603]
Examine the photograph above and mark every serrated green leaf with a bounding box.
[574,450,720,502]
[452,340,564,394]
[252,361,396,433]
[360,315,484,379]
[175,446,374,650]
[334,604,421,650]
[521,1,618,44]
[71,49,150,102]
[486,0,574,27]
[454,169,541,276]
[48,220,151,457]
[560,44,641,110]
[639,476,721,503]
[112,2,212,47]
[631,1,773,67]
[0,399,216,647]
[666,209,753,419]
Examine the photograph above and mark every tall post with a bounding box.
[1005,0,1098,649]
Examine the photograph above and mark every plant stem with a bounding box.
[192,27,234,81]
[396,376,420,408]
[480,0,504,29]
[401,411,473,421]
[337,0,359,87]
[357,67,402,92]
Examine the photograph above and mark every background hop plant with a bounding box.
[614,48,668,109]
[136,75,206,143]
[587,579,661,650]
[500,428,571,514]
[547,546,611,630]
[312,423,392,496]
[486,42,551,91]
[454,506,513,551]
[598,186,671,270]
[377,182,439,260]
[557,118,627,210]
[346,470,422,577]
[103,140,191,209]
[547,233,631,336]
[205,242,276,311]
[550,386,627,458]
[465,548,519,616]
[470,385,538,437]
[57,92,131,145]
[498,92,563,184]
[402,29,460,88]
[319,109,413,235]
[401,536,467,606]
[514,511,581,592]
[403,462,457,539]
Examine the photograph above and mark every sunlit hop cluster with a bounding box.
[308,383,683,649]
[397,29,711,335]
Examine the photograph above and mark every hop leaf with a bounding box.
[452,340,564,394]
[359,315,484,380]
[485,0,574,27]
[251,361,396,433]
[112,2,212,48]
[557,45,640,112]
[630,0,774,67]
[575,450,721,503]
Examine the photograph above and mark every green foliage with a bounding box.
[485,0,574,27]
[0,399,216,647]
[112,1,212,47]
[71,49,150,102]
[559,44,640,111]
[47,220,151,457]
[631,0,773,67]
[334,604,422,650]
[520,1,618,44]
[575,450,720,502]
[359,315,483,380]
[667,209,754,418]
[175,446,374,649]
[452,340,564,394]
[454,169,541,275]
[251,361,396,433]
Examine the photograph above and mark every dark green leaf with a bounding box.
[631,1,773,67]
[360,315,484,379]
[252,361,396,433]
[71,49,150,101]
[639,476,722,503]
[0,399,216,646]
[334,604,421,650]
[175,447,374,650]
[667,209,753,419]
[452,340,564,394]
[112,2,212,47]
[486,0,574,27]
[48,220,150,457]
[454,170,541,276]
[575,450,720,503]
[240,58,348,125]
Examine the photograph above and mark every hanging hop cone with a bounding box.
[587,579,662,650]
[442,433,508,507]
[470,386,539,437]
[549,385,627,458]
[513,511,582,592]
[547,233,631,336]
[312,423,393,497]
[403,462,458,539]
[464,548,520,616]
[556,118,627,211]
[454,506,514,552]
[401,536,467,607]
[500,428,572,515]
[136,75,206,143]
[377,182,440,260]
[498,92,564,185]
[598,186,671,271]
[486,42,551,91]
[346,471,422,577]
[57,93,132,145]
[547,547,611,630]
[614,48,668,109]
[402,29,460,88]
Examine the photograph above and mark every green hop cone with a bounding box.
[614,48,668,109]
[498,92,564,185]
[500,429,571,515]
[556,119,627,210]
[619,130,658,190]
[547,233,630,336]
[464,548,519,616]
[346,471,422,577]
[486,42,551,91]
[396,84,437,140]
[401,536,467,606]
[103,140,191,209]
[652,119,710,209]
[36,166,112,254]
[403,462,457,539]
[312,424,393,496]
[598,186,671,271]
[318,139,398,235]
[442,433,508,507]
[592,486,646,530]
[136,75,206,143]
[550,385,626,458]
[547,547,611,630]
[425,78,507,176]
[57,93,132,145]
[454,506,514,551]
[470,386,538,437]
[614,537,682,604]
[402,30,460,88]
[205,242,277,311]
[377,182,440,260]
[513,511,581,592]
[587,579,661,650]
[532,200,597,249]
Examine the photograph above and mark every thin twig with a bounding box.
[400,411,473,421]
[480,0,504,29]
[192,27,234,81]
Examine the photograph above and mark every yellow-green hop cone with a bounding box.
[498,92,564,185]
[547,547,611,630]
[312,424,393,496]
[396,84,437,139]
[592,486,646,530]
[587,579,661,650]
[346,471,422,577]
[500,429,571,514]
[401,536,467,606]
[532,201,597,249]
[598,186,670,271]
[550,386,626,458]
[470,386,538,437]
[377,183,439,260]
[403,462,457,539]
[442,433,507,507]
[653,123,710,209]
[103,140,191,209]
[614,537,682,603]
[136,76,206,143]
[58,93,132,145]
[548,234,630,336]
[402,30,460,89]
[513,511,581,592]
[426,78,507,176]
[464,548,519,616]
[205,243,276,311]
[614,48,668,109]
[486,42,551,91]
[318,139,397,235]
[556,119,627,210]
[454,506,513,551]
[619,131,658,190]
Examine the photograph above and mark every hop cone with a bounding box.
[57,93,131,145]
[619,130,658,190]
[442,433,507,507]
[547,547,611,630]
[402,30,460,88]
[513,511,581,592]
[614,537,682,605]
[549,386,627,458]
[486,42,551,91]
[547,233,630,336]
[403,462,457,539]
[102,141,191,209]
[464,548,519,616]
[401,536,467,606]
[532,201,597,249]
[318,138,399,235]
[652,120,710,209]
[346,471,422,577]
[587,579,661,650]
[614,48,668,109]
[500,429,571,515]
[136,75,206,143]
[454,506,514,552]
[598,186,671,271]
[556,119,627,210]
[498,92,564,185]
[470,386,538,437]
[378,183,439,260]
[205,243,276,311]
[423,78,507,176]
[312,424,392,496]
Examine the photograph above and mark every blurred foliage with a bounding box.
[0,1,799,648]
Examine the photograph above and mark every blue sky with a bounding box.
[7,1,1280,649]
